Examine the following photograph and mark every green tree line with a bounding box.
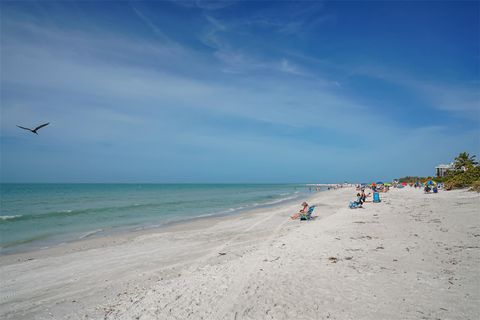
[397,152,479,191]
[444,152,479,191]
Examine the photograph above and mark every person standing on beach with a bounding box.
[360,189,369,204]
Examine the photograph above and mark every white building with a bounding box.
[435,163,454,177]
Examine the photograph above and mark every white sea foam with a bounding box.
[196,213,214,218]
[78,229,103,240]
[262,195,298,206]
[0,215,23,221]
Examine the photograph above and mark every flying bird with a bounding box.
[17,122,50,135]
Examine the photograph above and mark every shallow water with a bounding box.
[0,184,314,254]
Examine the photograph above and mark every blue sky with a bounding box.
[1,0,479,183]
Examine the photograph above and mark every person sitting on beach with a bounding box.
[424,185,431,193]
[350,193,363,208]
[291,202,309,220]
[356,193,363,205]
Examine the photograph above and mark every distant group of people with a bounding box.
[308,184,344,192]
[399,181,442,192]
[294,179,444,217]
[355,184,389,193]
[405,181,441,193]
[424,184,438,193]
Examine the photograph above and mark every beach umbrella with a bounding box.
[376,181,384,185]
[385,183,391,186]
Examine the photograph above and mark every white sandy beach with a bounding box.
[1,187,479,320]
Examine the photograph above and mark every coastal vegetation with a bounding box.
[453,152,478,170]
[397,152,479,192]
[444,152,479,191]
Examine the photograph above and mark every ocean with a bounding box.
[0,184,314,254]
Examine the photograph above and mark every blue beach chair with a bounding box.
[300,205,316,220]
[373,192,381,203]
[349,201,362,209]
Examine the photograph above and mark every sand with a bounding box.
[1,187,479,320]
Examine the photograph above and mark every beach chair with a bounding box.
[300,205,316,220]
[373,192,381,203]
[349,201,362,209]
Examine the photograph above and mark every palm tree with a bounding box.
[454,152,478,170]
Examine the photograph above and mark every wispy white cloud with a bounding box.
[1,4,478,182]
[414,83,479,115]
[1,21,383,142]
[171,0,238,11]
[276,50,480,120]
[131,6,174,44]
[213,49,267,73]
[205,15,227,32]
[236,1,329,35]
[279,58,307,76]
[201,15,315,77]
[350,65,480,117]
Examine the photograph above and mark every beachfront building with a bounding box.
[435,163,454,177]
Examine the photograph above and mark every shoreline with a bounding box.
[0,184,324,257]
[1,187,478,320]
[0,187,334,264]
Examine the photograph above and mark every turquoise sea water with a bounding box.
[0,184,312,254]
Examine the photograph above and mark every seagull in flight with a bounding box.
[17,122,50,135]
